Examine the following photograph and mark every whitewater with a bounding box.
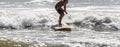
[0,0,120,47]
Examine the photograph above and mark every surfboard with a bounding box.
[53,24,71,31]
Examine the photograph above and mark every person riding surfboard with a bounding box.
[55,0,68,27]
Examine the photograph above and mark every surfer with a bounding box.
[55,0,68,26]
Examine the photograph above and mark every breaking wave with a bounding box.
[0,9,120,31]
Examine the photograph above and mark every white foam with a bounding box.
[0,2,6,4]
[30,0,56,3]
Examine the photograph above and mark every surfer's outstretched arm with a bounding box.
[63,0,68,14]
[64,4,67,14]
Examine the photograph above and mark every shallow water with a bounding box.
[0,0,120,47]
[0,8,120,47]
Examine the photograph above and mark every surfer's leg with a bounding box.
[59,13,64,26]
[56,8,64,26]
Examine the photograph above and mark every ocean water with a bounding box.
[0,0,120,47]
